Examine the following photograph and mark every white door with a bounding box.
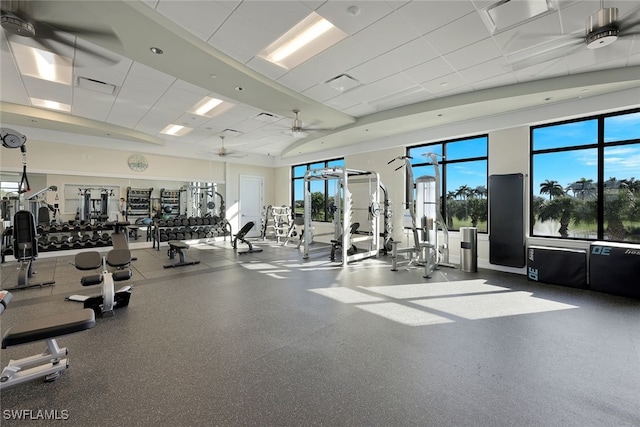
[239,175,264,238]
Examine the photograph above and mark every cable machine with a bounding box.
[388,152,452,278]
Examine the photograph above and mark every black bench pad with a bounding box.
[168,240,188,249]
[107,249,131,267]
[2,308,96,348]
[75,251,102,270]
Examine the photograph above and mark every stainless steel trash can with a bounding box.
[460,227,478,273]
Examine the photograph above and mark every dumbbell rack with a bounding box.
[160,189,182,215]
[152,216,232,250]
[126,187,153,221]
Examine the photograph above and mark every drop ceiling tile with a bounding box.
[443,38,502,71]
[345,72,418,103]
[276,72,316,93]
[313,38,378,76]
[471,73,519,91]
[171,79,211,96]
[302,84,342,103]
[458,57,512,83]
[493,10,563,54]
[421,72,468,94]
[128,62,176,86]
[0,46,29,104]
[405,57,456,84]
[108,101,153,128]
[155,0,232,41]
[211,12,279,57]
[369,85,433,111]
[23,77,72,105]
[154,86,204,111]
[113,75,167,110]
[324,93,360,111]
[208,38,255,64]
[72,89,115,122]
[288,54,347,86]
[425,12,492,55]
[348,37,439,84]
[385,1,411,10]
[351,12,421,58]
[342,102,377,117]
[566,40,635,72]
[395,0,476,35]
[315,1,394,36]
[513,57,569,82]
[234,1,313,35]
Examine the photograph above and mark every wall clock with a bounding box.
[128,154,148,172]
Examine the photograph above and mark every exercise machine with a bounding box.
[67,221,133,317]
[0,290,96,389]
[4,210,55,291]
[164,240,200,268]
[233,221,263,254]
[70,249,133,317]
[388,153,453,278]
[303,167,384,266]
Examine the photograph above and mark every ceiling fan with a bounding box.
[284,110,329,138]
[0,0,119,64]
[506,0,640,70]
[209,136,247,159]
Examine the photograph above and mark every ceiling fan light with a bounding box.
[1,14,35,37]
[586,29,618,49]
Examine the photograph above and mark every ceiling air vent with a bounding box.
[77,77,116,95]
[254,112,280,123]
[325,74,361,92]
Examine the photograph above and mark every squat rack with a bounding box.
[302,167,382,266]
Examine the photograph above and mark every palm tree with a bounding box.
[540,180,564,200]
[455,185,472,200]
[474,185,487,198]
[537,196,575,238]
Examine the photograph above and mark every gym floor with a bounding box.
[1,237,639,426]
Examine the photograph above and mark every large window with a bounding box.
[531,108,640,243]
[408,135,488,232]
[291,158,344,222]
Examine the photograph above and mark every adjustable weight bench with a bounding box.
[164,240,200,268]
[0,290,96,390]
[232,221,263,254]
[67,249,133,317]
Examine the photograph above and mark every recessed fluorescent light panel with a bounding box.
[160,124,192,136]
[189,96,234,118]
[11,42,73,84]
[482,0,557,34]
[30,98,71,112]
[259,12,347,69]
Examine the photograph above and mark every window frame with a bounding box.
[530,107,640,242]
[407,134,488,233]
[291,157,344,222]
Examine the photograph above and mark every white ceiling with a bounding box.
[1,0,639,163]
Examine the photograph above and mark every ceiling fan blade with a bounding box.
[506,39,584,71]
[617,5,640,28]
[40,22,119,65]
[619,29,640,37]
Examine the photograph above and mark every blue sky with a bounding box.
[532,111,639,196]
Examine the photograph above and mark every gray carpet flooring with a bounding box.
[1,238,639,426]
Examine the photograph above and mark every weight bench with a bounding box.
[232,221,263,254]
[0,290,96,390]
[330,222,360,262]
[67,249,133,317]
[164,240,200,268]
